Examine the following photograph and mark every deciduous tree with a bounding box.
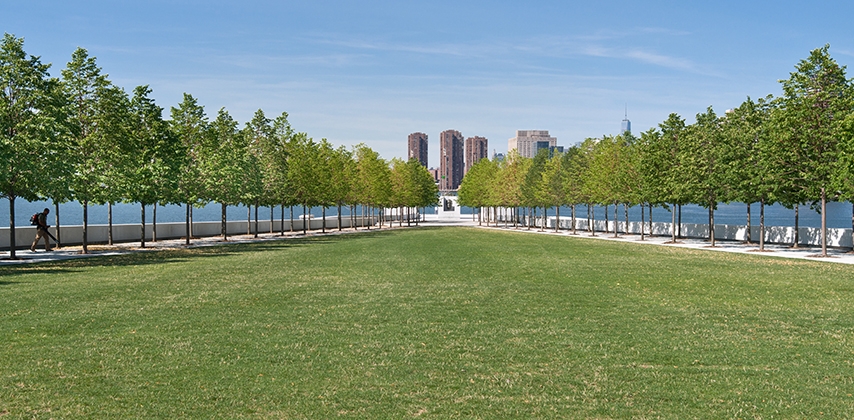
[776,45,852,256]
[0,34,71,258]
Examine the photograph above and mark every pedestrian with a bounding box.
[30,208,52,252]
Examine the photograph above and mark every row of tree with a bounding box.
[1,34,438,258]
[459,45,854,257]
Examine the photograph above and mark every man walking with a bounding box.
[30,208,52,252]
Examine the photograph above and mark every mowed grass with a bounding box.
[1,227,854,418]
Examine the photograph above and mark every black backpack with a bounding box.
[30,213,40,226]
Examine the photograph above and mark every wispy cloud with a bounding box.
[573,26,690,42]
[308,32,713,76]
[534,40,713,75]
[624,50,697,72]
[310,36,493,58]
[835,48,854,58]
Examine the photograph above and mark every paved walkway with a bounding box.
[0,226,372,264]
[4,216,854,266]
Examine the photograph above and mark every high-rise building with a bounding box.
[428,167,439,183]
[407,132,428,167]
[439,129,464,191]
[621,106,631,135]
[508,130,557,158]
[464,136,488,174]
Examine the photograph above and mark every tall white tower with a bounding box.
[621,105,631,135]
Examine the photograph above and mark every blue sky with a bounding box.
[4,1,854,167]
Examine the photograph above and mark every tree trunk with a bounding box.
[254,200,259,238]
[613,201,618,237]
[338,203,343,231]
[588,204,595,236]
[54,202,61,248]
[189,206,194,239]
[108,202,113,245]
[281,204,286,235]
[365,205,370,230]
[82,200,89,254]
[709,203,715,247]
[571,204,577,235]
[759,198,765,251]
[527,207,532,230]
[746,203,752,243]
[221,202,227,240]
[303,205,308,235]
[605,204,609,235]
[185,203,191,246]
[821,187,827,257]
[153,203,157,242]
[247,205,251,235]
[793,204,799,248]
[678,204,682,238]
[81,200,89,254]
[289,205,294,233]
[640,202,646,241]
[8,196,17,259]
[270,205,274,234]
[322,207,327,233]
[671,203,676,243]
[624,203,629,236]
[648,203,653,235]
[555,206,560,233]
[140,203,146,248]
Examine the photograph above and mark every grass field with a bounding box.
[1,226,854,418]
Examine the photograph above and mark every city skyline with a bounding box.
[4,1,853,168]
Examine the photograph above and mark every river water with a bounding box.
[1,199,851,230]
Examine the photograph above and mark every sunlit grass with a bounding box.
[1,227,853,418]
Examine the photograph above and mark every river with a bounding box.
[2,199,851,230]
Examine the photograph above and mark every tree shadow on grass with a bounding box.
[0,229,400,281]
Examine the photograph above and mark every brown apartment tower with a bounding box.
[465,136,488,175]
[408,132,428,167]
[439,129,464,191]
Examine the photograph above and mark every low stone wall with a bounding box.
[508,215,854,248]
[1,216,379,251]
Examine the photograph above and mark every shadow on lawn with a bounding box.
[0,229,399,281]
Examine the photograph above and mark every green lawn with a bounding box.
[1,227,853,418]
